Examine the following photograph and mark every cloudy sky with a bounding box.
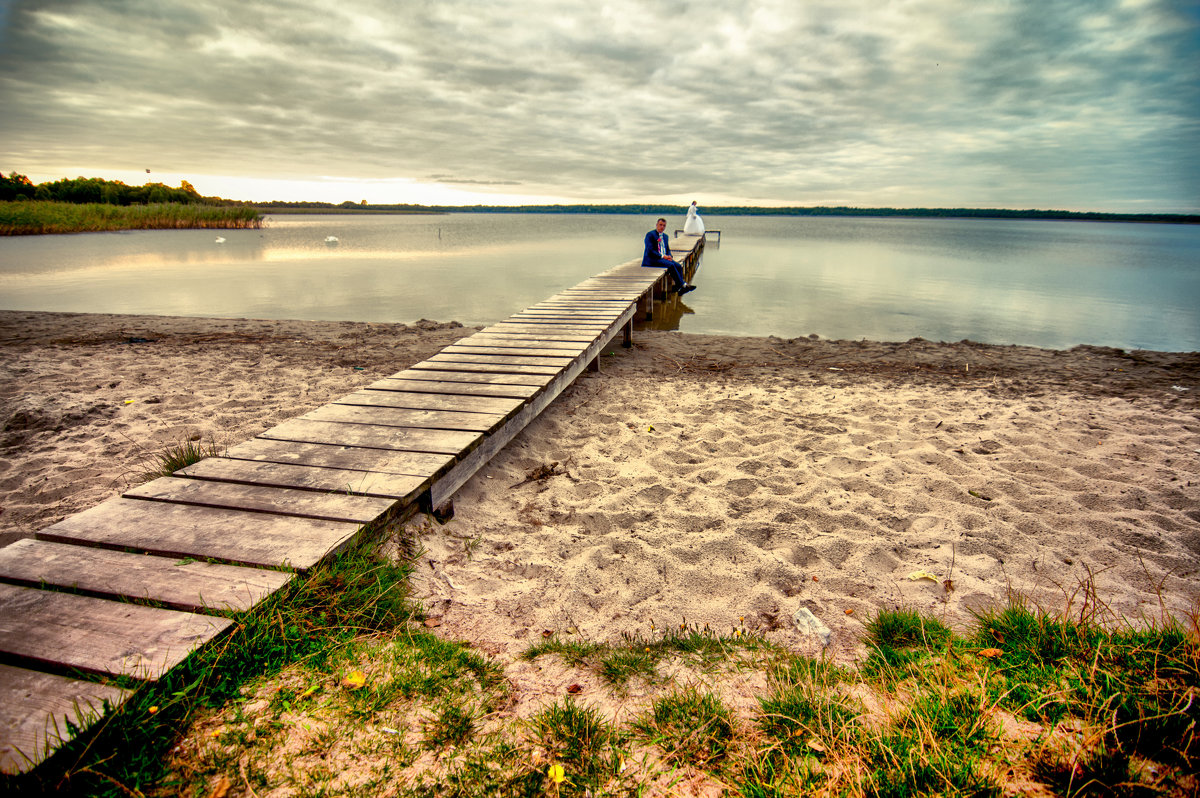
[1,0,1197,210]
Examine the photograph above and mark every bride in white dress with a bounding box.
[683,200,705,235]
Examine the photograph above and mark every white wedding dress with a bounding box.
[683,203,705,235]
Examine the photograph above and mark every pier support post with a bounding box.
[623,319,633,348]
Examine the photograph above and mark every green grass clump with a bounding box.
[523,621,771,689]
[633,686,736,768]
[865,608,954,672]
[134,438,223,483]
[529,701,626,794]
[757,656,859,759]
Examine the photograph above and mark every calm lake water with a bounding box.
[1,213,1197,352]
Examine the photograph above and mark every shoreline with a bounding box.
[1,310,1198,661]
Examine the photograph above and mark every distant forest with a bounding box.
[256,200,1200,224]
[0,171,230,206]
[4,171,1196,224]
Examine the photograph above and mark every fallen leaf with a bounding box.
[907,570,940,582]
[207,775,233,798]
[566,683,583,694]
[943,579,955,593]
[541,629,554,638]
[424,618,442,628]
[808,739,827,753]
[341,670,367,690]
[978,648,1003,659]
[968,489,993,501]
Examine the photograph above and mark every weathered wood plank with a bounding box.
[531,301,631,308]
[467,333,595,344]
[223,439,453,478]
[412,360,563,376]
[261,418,481,455]
[0,584,231,680]
[384,368,549,387]
[39,498,363,571]
[512,311,618,320]
[428,353,574,368]
[0,538,292,613]
[0,665,130,775]
[177,458,428,502]
[303,403,507,433]
[445,344,587,359]
[336,389,525,415]
[368,378,541,399]
[456,336,590,350]
[125,477,395,524]
[483,323,610,335]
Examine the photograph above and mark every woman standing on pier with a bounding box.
[684,201,705,235]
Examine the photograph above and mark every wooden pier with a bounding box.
[0,234,704,774]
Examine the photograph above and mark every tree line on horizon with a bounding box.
[258,200,1200,224]
[0,171,231,206]
[3,171,1195,224]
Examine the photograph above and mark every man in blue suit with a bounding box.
[643,218,696,295]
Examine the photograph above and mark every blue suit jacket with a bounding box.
[642,229,674,267]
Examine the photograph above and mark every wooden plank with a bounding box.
[428,352,574,368]
[0,664,130,775]
[177,458,428,502]
[368,378,540,399]
[446,344,587,359]
[512,311,618,320]
[531,300,631,307]
[412,360,563,376]
[468,333,596,344]
[303,403,506,433]
[0,584,231,680]
[337,389,525,415]
[39,498,363,571]
[261,418,482,455]
[454,337,591,350]
[484,323,610,335]
[497,312,619,320]
[125,477,395,525]
[223,438,453,478]
[0,538,292,613]
[384,368,549,387]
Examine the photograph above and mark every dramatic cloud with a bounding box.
[1,0,1197,209]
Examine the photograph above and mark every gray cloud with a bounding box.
[1,0,1196,210]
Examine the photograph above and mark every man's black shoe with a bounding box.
[678,284,698,296]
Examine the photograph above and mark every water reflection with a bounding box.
[0,213,1196,351]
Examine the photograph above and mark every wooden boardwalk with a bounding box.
[0,235,704,774]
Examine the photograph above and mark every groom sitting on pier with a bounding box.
[642,218,697,295]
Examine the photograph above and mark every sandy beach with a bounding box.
[2,310,1198,663]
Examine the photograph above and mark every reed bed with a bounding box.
[0,201,262,235]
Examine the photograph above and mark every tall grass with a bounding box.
[0,200,262,235]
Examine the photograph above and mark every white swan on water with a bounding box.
[214,236,226,244]
[324,235,339,243]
